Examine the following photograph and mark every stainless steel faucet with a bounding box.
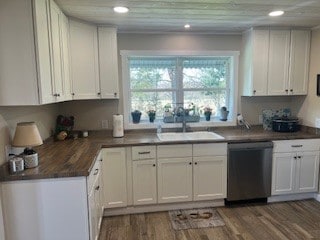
[177,106,187,132]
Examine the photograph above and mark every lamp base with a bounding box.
[23,152,38,168]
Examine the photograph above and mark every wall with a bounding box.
[294,28,320,127]
[0,104,59,239]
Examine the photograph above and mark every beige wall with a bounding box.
[294,28,320,127]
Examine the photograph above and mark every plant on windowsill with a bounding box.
[147,110,156,123]
[220,106,229,121]
[131,110,142,124]
[203,107,212,121]
[163,104,174,123]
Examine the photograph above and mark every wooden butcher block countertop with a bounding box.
[0,126,319,182]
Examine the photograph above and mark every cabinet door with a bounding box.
[132,159,157,205]
[98,27,119,99]
[34,0,56,104]
[88,188,96,240]
[69,20,100,99]
[59,13,72,101]
[157,157,193,203]
[252,29,269,96]
[272,152,295,195]
[288,30,310,95]
[267,30,290,95]
[49,0,63,101]
[102,148,127,208]
[296,151,319,193]
[193,156,227,201]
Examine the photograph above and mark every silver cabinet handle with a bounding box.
[291,145,303,148]
[138,151,151,155]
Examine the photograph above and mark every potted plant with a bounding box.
[131,110,142,124]
[147,110,156,123]
[220,106,229,121]
[203,107,212,121]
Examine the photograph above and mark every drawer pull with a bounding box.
[93,169,99,175]
[138,151,151,155]
[291,145,303,148]
[95,186,100,191]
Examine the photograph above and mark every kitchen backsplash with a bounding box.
[262,108,291,130]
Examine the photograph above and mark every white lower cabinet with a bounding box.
[156,143,227,204]
[1,178,90,240]
[102,148,127,208]
[272,140,320,195]
[87,152,103,240]
[132,159,157,205]
[193,155,227,201]
[157,157,193,203]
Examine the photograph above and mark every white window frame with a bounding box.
[121,50,239,130]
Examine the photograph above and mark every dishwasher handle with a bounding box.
[228,142,273,150]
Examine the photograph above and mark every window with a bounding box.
[122,51,239,128]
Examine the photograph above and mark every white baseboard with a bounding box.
[103,199,224,216]
[314,193,320,202]
[268,193,317,203]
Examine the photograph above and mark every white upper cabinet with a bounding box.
[241,28,311,96]
[242,29,269,96]
[288,30,311,95]
[48,0,72,102]
[267,30,291,95]
[0,0,51,105]
[60,13,73,101]
[98,27,120,99]
[69,20,101,99]
[0,0,71,105]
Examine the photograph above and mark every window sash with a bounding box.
[121,50,239,128]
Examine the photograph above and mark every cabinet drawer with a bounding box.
[88,157,101,192]
[157,144,192,158]
[273,139,320,153]
[193,143,227,156]
[132,146,156,160]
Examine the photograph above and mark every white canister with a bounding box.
[9,157,24,173]
[113,114,124,138]
[24,153,39,168]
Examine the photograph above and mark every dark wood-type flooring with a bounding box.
[99,199,320,240]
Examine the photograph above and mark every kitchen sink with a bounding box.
[157,131,224,142]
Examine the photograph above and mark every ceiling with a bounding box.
[55,0,320,33]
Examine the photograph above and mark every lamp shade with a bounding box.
[12,122,43,147]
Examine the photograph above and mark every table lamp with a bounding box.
[12,122,43,168]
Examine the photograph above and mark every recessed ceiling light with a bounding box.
[269,10,284,17]
[184,24,191,29]
[113,6,129,13]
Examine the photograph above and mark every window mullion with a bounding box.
[176,58,183,106]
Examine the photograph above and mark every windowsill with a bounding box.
[126,119,237,130]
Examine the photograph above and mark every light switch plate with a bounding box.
[315,118,320,128]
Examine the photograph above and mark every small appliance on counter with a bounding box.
[272,117,300,132]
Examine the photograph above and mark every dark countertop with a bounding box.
[1,126,319,182]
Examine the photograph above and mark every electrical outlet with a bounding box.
[259,115,263,124]
[101,120,108,129]
[316,118,320,128]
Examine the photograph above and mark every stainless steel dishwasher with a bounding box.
[227,142,273,202]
